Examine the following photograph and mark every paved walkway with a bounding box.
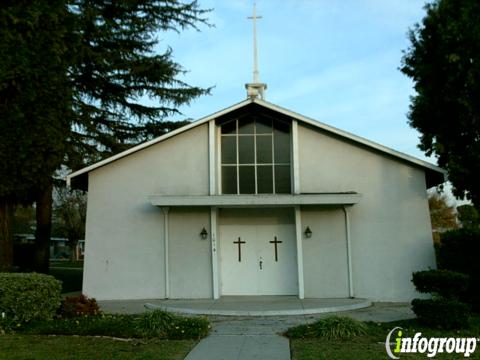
[185,334,289,360]
[186,303,413,360]
[97,299,414,360]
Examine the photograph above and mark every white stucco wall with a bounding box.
[83,125,209,300]
[168,207,212,299]
[82,115,436,302]
[301,207,349,298]
[298,124,436,301]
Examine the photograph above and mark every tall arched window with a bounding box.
[220,116,291,194]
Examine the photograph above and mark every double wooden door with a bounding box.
[220,223,298,295]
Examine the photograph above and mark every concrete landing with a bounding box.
[144,296,371,316]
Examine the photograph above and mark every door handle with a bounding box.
[259,260,263,270]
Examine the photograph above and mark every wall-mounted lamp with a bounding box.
[200,227,208,240]
[304,226,312,238]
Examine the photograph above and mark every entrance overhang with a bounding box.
[150,193,360,301]
[149,193,361,207]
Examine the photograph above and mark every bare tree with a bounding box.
[54,187,86,261]
[428,192,458,243]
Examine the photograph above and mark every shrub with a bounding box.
[22,314,136,338]
[437,228,480,309]
[135,310,175,338]
[0,273,62,323]
[21,310,210,340]
[411,298,471,329]
[285,316,367,340]
[135,309,210,339]
[59,294,101,318]
[167,316,210,340]
[412,269,469,299]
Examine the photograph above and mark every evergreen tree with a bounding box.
[457,204,480,229]
[44,1,210,272]
[1,1,210,271]
[67,0,210,170]
[401,0,480,206]
[0,0,72,271]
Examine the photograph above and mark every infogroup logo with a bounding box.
[385,327,478,359]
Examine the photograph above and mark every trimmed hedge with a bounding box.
[437,228,480,309]
[411,269,472,328]
[412,269,469,299]
[437,228,480,274]
[0,273,62,324]
[411,298,471,329]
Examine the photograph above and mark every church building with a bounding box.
[67,94,443,301]
[67,5,444,302]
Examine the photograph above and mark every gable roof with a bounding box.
[67,98,445,189]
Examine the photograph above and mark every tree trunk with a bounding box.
[0,198,14,272]
[69,239,79,262]
[34,182,53,273]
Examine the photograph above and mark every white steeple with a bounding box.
[245,2,267,100]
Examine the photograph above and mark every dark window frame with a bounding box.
[220,116,291,194]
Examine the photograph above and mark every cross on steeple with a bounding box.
[245,2,267,100]
[248,2,262,84]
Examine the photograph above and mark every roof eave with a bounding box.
[67,97,445,189]
[66,98,254,186]
[252,98,445,176]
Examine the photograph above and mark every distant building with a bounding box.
[14,234,84,260]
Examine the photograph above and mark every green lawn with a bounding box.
[50,261,84,269]
[291,338,480,360]
[49,267,83,293]
[290,319,480,360]
[0,335,196,360]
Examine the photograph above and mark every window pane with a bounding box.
[239,166,255,194]
[221,120,236,134]
[238,118,254,134]
[256,135,272,164]
[222,166,237,194]
[221,136,237,164]
[275,165,291,193]
[239,136,254,164]
[274,128,290,163]
[257,165,273,193]
[256,117,272,134]
[274,120,290,133]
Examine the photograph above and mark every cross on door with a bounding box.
[269,236,283,262]
[233,237,246,262]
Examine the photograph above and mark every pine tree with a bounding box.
[1,1,210,271]
[0,0,73,271]
[67,0,211,170]
[37,1,211,271]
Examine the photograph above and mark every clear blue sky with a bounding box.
[156,0,433,163]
